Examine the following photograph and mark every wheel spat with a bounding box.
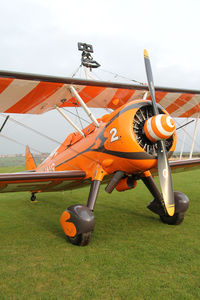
[144,49,175,216]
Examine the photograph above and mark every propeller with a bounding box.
[144,49,175,216]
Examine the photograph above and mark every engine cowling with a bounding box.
[97,100,177,175]
[132,102,177,157]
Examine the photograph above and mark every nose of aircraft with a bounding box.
[144,114,175,143]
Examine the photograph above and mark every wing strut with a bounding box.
[189,114,199,159]
[69,86,99,127]
[55,106,85,137]
[179,120,187,160]
[0,115,9,132]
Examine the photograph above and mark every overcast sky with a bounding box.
[0,0,200,155]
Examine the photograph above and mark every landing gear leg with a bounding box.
[60,180,101,246]
[141,174,165,215]
[87,180,101,211]
[30,192,37,202]
[142,173,189,225]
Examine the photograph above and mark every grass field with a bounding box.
[1,165,200,299]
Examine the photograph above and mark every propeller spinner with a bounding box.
[144,49,175,216]
[144,114,176,143]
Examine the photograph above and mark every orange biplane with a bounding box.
[0,47,200,246]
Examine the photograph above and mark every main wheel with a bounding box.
[160,191,189,225]
[67,232,92,246]
[160,212,185,225]
[30,193,37,201]
[60,204,95,246]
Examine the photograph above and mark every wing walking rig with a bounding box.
[0,46,199,246]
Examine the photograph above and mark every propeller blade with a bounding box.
[144,50,159,115]
[144,49,175,216]
[157,141,175,216]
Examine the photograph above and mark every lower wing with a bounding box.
[151,158,200,176]
[170,158,200,173]
[0,159,199,194]
[0,170,86,193]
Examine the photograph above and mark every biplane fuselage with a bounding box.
[36,99,176,189]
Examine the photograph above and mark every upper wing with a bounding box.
[0,70,200,117]
[0,170,86,193]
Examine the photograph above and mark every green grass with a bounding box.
[1,167,200,299]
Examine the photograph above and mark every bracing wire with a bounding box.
[175,118,200,151]
[75,106,84,130]
[71,65,82,78]
[0,133,42,154]
[62,108,90,124]
[99,68,145,85]
[0,114,62,145]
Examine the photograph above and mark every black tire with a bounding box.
[67,232,92,246]
[160,212,185,225]
[30,194,36,201]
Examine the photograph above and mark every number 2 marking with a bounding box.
[110,128,119,142]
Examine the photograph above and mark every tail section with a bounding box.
[25,146,37,171]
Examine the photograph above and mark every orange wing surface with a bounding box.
[0,70,200,117]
